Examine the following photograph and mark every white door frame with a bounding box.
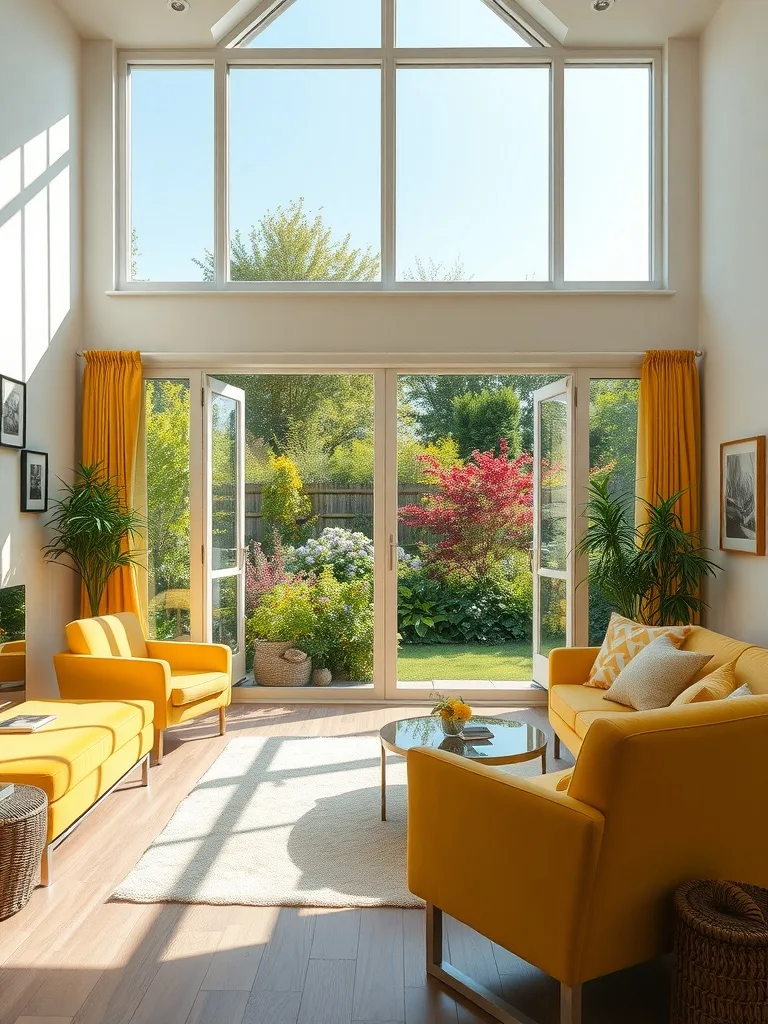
[140,356,642,705]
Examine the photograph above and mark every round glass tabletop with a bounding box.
[380,716,548,766]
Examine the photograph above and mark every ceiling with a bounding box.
[53,0,724,48]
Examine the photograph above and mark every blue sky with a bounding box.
[130,0,650,283]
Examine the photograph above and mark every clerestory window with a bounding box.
[122,0,661,290]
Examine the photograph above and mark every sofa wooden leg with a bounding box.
[554,734,561,760]
[152,730,164,766]
[219,706,227,736]
[40,846,52,888]
[560,984,582,1024]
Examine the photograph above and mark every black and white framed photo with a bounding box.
[0,376,26,449]
[20,450,48,513]
[720,436,766,556]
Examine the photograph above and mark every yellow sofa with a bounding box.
[0,698,154,885]
[549,625,766,757]
[407,693,768,1024]
[0,639,25,695]
[54,613,232,765]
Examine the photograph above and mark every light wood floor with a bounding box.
[0,704,671,1024]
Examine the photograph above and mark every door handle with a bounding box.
[389,534,395,572]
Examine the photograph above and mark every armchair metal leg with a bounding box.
[554,734,561,760]
[141,753,150,788]
[152,730,164,766]
[426,905,538,1024]
[560,984,582,1024]
[219,706,227,736]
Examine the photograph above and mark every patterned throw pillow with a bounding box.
[672,660,738,706]
[585,612,691,690]
[602,635,713,711]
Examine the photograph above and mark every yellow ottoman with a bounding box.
[0,699,154,885]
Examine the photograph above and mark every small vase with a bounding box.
[441,717,463,736]
[311,667,333,687]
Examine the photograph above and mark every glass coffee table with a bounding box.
[379,716,549,821]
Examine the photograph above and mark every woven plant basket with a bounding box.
[672,880,768,1024]
[253,640,312,687]
[0,785,47,921]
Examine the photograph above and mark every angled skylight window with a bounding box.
[396,0,535,47]
[244,0,381,47]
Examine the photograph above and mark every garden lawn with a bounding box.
[397,642,533,682]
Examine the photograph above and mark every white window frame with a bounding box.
[117,2,663,293]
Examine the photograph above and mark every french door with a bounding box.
[205,376,247,683]
[532,378,574,686]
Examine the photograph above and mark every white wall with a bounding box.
[700,1,768,643]
[0,0,82,695]
[82,39,701,359]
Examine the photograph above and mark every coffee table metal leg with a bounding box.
[381,743,387,821]
[541,750,547,775]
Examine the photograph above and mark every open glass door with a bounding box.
[532,378,574,686]
[205,377,246,683]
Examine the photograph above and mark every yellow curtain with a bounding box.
[636,349,701,535]
[81,350,143,618]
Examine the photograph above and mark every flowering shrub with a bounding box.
[261,454,315,545]
[245,534,296,616]
[288,527,421,582]
[399,439,534,581]
[246,579,317,646]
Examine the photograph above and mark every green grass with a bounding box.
[397,642,533,682]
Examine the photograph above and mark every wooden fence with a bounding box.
[241,482,433,546]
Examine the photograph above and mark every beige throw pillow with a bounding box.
[603,635,713,711]
[586,612,691,690]
[672,660,738,706]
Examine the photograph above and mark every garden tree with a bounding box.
[399,440,534,582]
[451,387,521,459]
[145,381,191,595]
[194,199,380,282]
[261,454,316,547]
[217,374,374,459]
[401,257,470,282]
[400,374,559,453]
[589,379,640,498]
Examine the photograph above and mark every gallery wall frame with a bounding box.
[0,376,26,450]
[20,450,49,514]
[720,435,766,556]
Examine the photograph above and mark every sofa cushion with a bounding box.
[586,613,690,690]
[680,628,752,678]
[550,684,631,730]
[603,636,712,711]
[170,671,229,707]
[730,647,768,696]
[66,613,148,659]
[0,699,154,802]
[672,660,738,706]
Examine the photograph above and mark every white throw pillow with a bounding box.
[603,635,713,711]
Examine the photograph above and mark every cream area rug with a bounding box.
[113,734,540,909]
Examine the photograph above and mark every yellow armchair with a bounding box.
[407,695,768,1024]
[54,613,232,764]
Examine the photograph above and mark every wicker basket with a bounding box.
[253,640,312,687]
[672,880,768,1024]
[0,784,48,920]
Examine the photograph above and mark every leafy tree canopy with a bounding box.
[451,387,521,459]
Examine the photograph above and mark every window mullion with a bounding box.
[382,0,396,286]
[215,55,228,287]
[553,54,564,288]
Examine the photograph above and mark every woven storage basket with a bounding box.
[253,640,312,687]
[672,880,768,1024]
[0,784,47,921]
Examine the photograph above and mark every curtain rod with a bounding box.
[76,349,705,358]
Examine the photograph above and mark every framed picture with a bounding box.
[720,436,766,555]
[0,376,26,449]
[20,450,48,513]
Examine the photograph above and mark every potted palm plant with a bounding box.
[44,464,144,616]
[577,477,721,626]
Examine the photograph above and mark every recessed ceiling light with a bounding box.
[592,0,615,10]
[167,0,190,12]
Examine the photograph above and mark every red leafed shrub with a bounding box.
[399,440,534,581]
